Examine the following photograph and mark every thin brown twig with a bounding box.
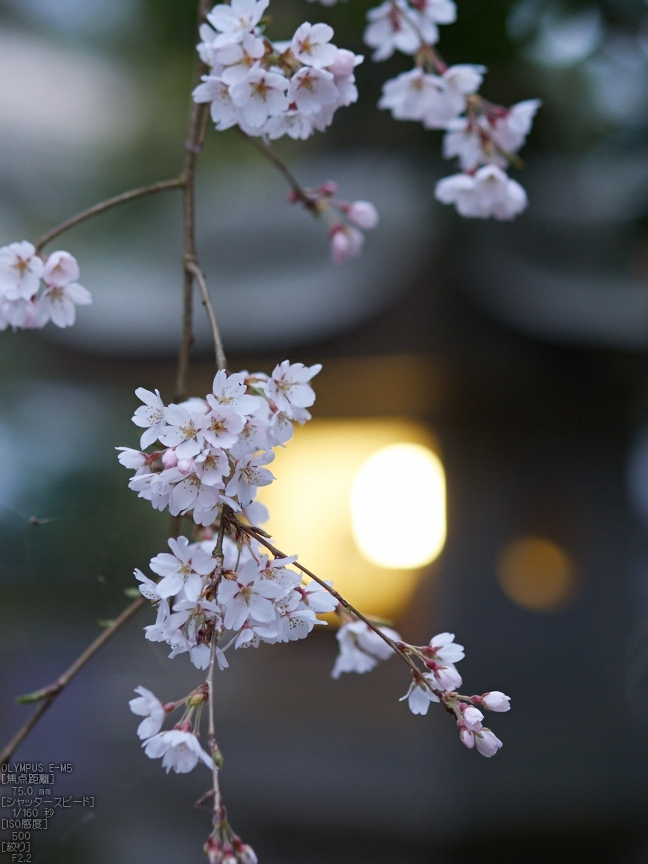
[238,130,318,212]
[234,521,444,701]
[186,260,228,372]
[0,596,145,765]
[34,179,185,253]
[206,520,226,826]
[1,0,214,769]
[175,0,213,403]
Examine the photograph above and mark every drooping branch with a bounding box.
[34,178,185,253]
[238,130,319,213]
[186,260,228,372]
[175,0,213,403]
[0,596,146,765]
[233,520,444,700]
[1,0,215,769]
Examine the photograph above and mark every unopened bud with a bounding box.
[237,844,258,864]
[319,180,338,196]
[162,448,178,468]
[177,457,194,475]
[347,201,379,230]
[475,728,503,757]
[462,705,484,732]
[482,691,511,712]
[460,728,475,749]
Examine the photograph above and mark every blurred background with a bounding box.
[2,0,648,861]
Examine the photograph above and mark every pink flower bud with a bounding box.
[237,845,258,864]
[475,729,503,757]
[177,457,194,475]
[460,728,475,749]
[347,201,379,230]
[330,224,364,264]
[162,448,178,468]
[319,180,338,196]
[204,835,222,864]
[327,48,356,76]
[462,705,484,732]
[482,691,511,712]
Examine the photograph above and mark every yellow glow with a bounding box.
[257,419,444,619]
[351,443,446,569]
[497,536,577,612]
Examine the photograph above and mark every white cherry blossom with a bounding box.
[217,33,266,84]
[364,0,432,61]
[264,111,314,140]
[291,22,338,68]
[134,568,160,601]
[41,250,79,287]
[192,75,240,130]
[149,536,215,602]
[265,361,322,415]
[0,241,43,300]
[202,404,245,449]
[159,404,207,459]
[415,0,456,26]
[400,675,439,715]
[210,370,259,414]
[429,632,465,664]
[225,450,275,507]
[143,729,213,773]
[206,0,269,47]
[37,280,91,328]
[331,620,400,678]
[435,165,528,220]
[132,388,166,449]
[491,99,541,154]
[287,67,338,115]
[299,580,338,613]
[129,686,165,740]
[217,561,284,630]
[229,67,290,127]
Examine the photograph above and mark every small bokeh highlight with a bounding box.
[496,535,578,612]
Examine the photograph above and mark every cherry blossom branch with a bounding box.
[232,520,445,701]
[238,130,318,212]
[175,0,213,401]
[185,259,228,372]
[206,520,226,827]
[34,179,185,254]
[0,595,146,765]
[206,640,223,813]
[1,0,215,770]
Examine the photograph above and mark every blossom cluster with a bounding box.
[123,361,509,864]
[193,0,363,141]
[333,622,510,756]
[365,0,540,220]
[117,361,322,526]
[136,533,338,672]
[355,0,539,219]
[0,242,91,331]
